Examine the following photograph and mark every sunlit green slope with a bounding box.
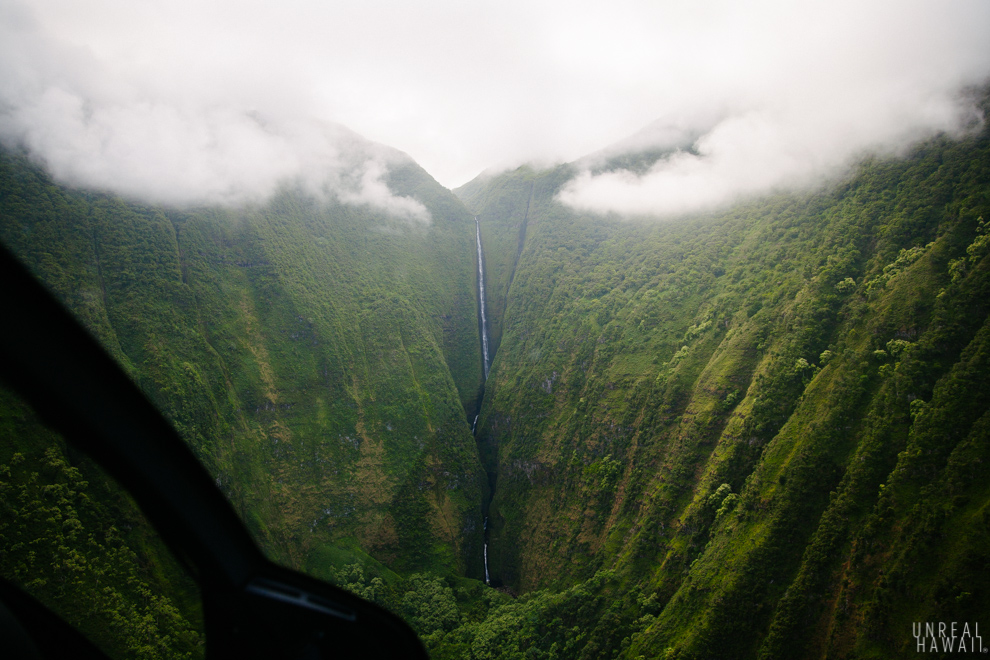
[0,145,487,585]
[452,113,990,658]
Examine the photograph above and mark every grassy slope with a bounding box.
[0,147,489,648]
[451,118,990,658]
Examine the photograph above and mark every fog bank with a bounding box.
[558,1,990,217]
[0,2,429,219]
[1,0,988,216]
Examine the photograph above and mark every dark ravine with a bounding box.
[504,181,534,297]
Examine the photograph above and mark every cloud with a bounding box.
[561,90,983,217]
[0,0,988,212]
[0,1,429,220]
[559,0,990,217]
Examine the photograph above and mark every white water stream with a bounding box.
[476,217,491,380]
[476,217,492,585]
[483,517,490,585]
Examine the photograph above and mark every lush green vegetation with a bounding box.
[2,93,989,659]
[453,100,990,658]
[0,143,488,655]
[0,388,203,658]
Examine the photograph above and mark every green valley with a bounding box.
[1,96,989,660]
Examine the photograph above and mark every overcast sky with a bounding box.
[1,0,989,214]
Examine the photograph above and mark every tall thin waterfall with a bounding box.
[476,217,491,380]
[476,217,492,586]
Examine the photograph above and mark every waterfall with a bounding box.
[483,517,490,585]
[476,217,491,380]
[476,217,493,586]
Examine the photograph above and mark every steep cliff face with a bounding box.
[0,146,487,579]
[456,124,990,656]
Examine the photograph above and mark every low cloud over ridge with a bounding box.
[559,1,990,217]
[0,0,988,216]
[0,2,429,220]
